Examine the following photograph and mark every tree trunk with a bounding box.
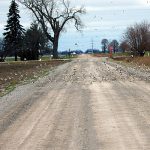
[15,51,18,61]
[52,34,59,59]
[104,45,106,53]
[114,47,116,53]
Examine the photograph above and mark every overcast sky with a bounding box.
[1,0,150,51]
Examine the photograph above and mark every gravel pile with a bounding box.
[60,58,150,84]
[0,56,149,129]
[106,60,150,81]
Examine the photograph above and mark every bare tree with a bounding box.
[101,39,108,53]
[18,0,85,58]
[111,40,119,53]
[108,40,119,53]
[119,40,130,53]
[123,21,150,56]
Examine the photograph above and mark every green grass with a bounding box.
[5,56,51,62]
[112,51,150,57]
[0,80,18,97]
[4,54,78,62]
[5,57,16,62]
[41,55,51,61]
[112,52,131,57]
[60,55,78,59]
[145,51,150,56]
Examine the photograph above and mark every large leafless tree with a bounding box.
[18,0,85,58]
[124,22,150,56]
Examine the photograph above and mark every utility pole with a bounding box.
[91,39,94,54]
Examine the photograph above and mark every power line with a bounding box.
[91,39,94,50]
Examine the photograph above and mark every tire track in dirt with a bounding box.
[0,55,149,150]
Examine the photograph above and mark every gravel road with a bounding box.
[0,55,150,150]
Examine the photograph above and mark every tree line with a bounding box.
[101,39,119,53]
[0,0,50,61]
[101,21,150,57]
[0,0,149,61]
[0,0,85,61]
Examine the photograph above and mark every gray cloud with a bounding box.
[0,0,150,51]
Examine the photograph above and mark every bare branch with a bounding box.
[18,0,86,58]
[123,21,150,56]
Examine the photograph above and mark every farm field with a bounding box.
[0,60,69,96]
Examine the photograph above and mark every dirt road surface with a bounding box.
[0,55,150,150]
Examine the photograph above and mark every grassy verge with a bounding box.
[1,81,18,97]
[111,56,150,68]
[94,52,132,58]
[112,52,131,57]
[145,51,150,56]
[93,53,110,57]
[59,54,78,59]
[93,52,150,68]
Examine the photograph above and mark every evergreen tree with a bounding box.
[0,38,4,61]
[21,22,48,60]
[3,0,25,61]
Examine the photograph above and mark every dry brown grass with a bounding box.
[112,56,150,67]
[93,53,110,57]
[0,60,69,96]
[131,57,150,66]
